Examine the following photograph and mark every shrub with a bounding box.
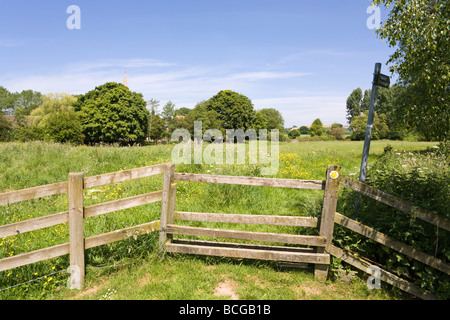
[288,129,301,139]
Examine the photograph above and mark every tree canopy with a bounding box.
[204,90,255,131]
[373,0,449,141]
[73,82,149,145]
[310,118,324,137]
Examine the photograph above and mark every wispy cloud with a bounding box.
[0,57,346,126]
[277,49,360,64]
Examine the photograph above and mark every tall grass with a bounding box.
[0,140,438,299]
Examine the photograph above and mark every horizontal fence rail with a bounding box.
[173,211,319,228]
[0,181,68,206]
[166,225,326,247]
[174,173,325,190]
[84,163,165,189]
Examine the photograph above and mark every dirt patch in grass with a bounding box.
[214,279,239,300]
[72,285,102,299]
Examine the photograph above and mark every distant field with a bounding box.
[0,140,438,299]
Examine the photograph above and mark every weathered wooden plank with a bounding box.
[84,190,163,218]
[173,211,318,228]
[159,164,175,254]
[166,243,330,264]
[85,220,160,249]
[174,173,325,190]
[341,175,450,232]
[0,211,69,238]
[0,181,68,206]
[328,245,436,300]
[171,239,316,253]
[166,225,326,247]
[0,243,69,272]
[68,172,85,289]
[315,165,341,280]
[334,213,450,275]
[84,163,166,189]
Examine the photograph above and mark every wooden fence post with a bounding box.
[166,183,177,243]
[314,164,341,281]
[159,163,175,255]
[68,172,85,289]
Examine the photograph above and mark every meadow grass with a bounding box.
[0,140,438,299]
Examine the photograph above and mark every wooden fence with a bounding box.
[330,175,450,300]
[160,165,341,281]
[0,162,448,299]
[0,163,171,289]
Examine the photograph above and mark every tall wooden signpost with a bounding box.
[358,63,390,183]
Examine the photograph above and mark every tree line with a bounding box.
[0,84,289,145]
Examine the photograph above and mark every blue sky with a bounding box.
[0,0,394,127]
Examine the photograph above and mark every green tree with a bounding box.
[310,118,324,136]
[252,111,268,132]
[184,101,224,137]
[350,111,389,140]
[14,90,42,116]
[346,88,363,123]
[0,114,13,142]
[0,86,17,115]
[148,114,165,141]
[373,0,449,141]
[175,107,191,116]
[257,108,285,131]
[73,82,149,145]
[161,101,177,137]
[147,98,160,141]
[30,93,84,144]
[205,90,255,130]
[299,126,309,135]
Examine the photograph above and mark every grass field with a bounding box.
[0,140,438,300]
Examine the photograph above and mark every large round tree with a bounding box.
[73,82,149,145]
[205,90,255,131]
